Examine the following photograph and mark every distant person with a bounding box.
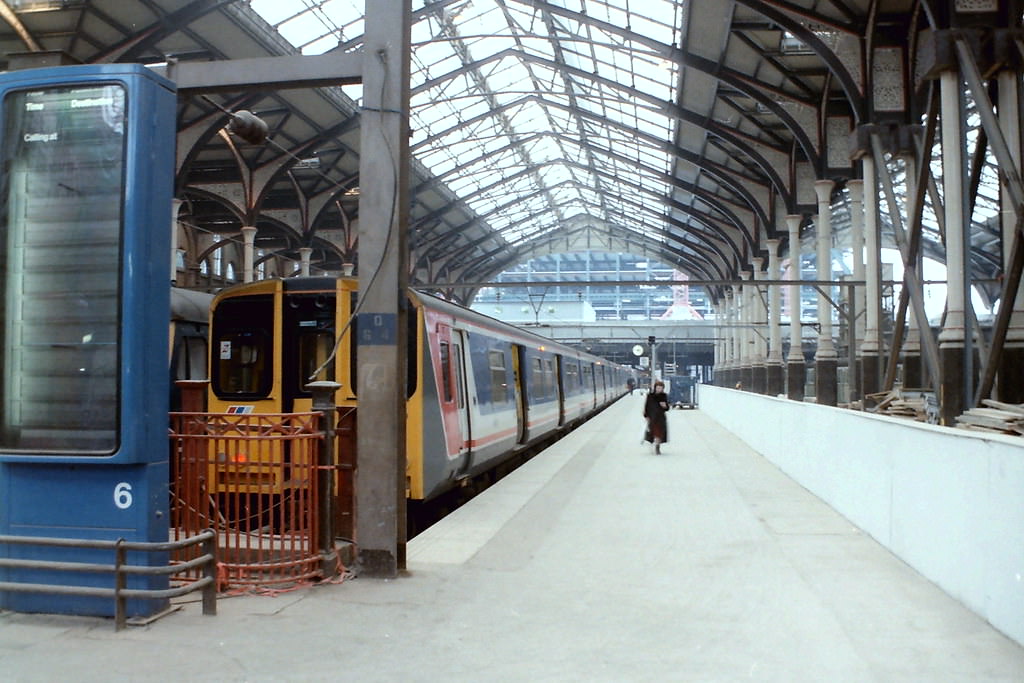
[643,380,670,454]
[627,377,636,395]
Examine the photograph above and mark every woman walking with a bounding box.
[643,380,670,454]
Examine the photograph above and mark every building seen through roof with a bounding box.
[474,252,712,322]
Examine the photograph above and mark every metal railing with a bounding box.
[169,412,328,588]
[0,529,217,630]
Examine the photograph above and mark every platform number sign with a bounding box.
[114,482,133,509]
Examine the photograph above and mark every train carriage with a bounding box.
[207,277,630,508]
[169,287,213,411]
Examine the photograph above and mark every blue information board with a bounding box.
[0,64,176,618]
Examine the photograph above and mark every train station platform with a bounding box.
[3,394,1024,681]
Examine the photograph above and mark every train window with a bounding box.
[545,359,555,397]
[531,358,544,399]
[175,336,208,381]
[566,362,579,391]
[212,295,273,398]
[217,333,268,395]
[488,349,508,403]
[454,344,465,409]
[298,330,335,389]
[439,342,452,403]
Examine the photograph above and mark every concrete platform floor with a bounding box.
[3,393,1024,681]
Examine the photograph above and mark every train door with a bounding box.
[169,323,209,412]
[454,333,468,456]
[512,345,526,444]
[282,290,336,413]
[586,362,597,409]
[556,355,566,426]
[437,324,470,470]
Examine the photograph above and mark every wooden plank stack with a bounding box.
[955,400,1024,435]
[862,388,929,421]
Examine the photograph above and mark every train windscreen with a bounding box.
[212,295,273,398]
[0,84,126,452]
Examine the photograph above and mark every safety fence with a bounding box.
[0,530,217,631]
[169,412,327,589]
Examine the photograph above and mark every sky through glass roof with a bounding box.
[250,0,684,248]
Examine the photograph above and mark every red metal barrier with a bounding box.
[169,412,324,589]
[334,406,357,541]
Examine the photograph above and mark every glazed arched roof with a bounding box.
[0,0,1011,304]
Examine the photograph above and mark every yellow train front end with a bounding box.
[206,277,359,499]
[204,276,434,538]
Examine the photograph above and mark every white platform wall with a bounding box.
[698,384,1024,647]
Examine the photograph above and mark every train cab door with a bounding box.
[282,290,336,414]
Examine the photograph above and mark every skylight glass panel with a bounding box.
[252,0,683,248]
[249,0,295,25]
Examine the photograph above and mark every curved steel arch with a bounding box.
[249,118,362,216]
[97,0,239,63]
[411,145,749,278]
[508,95,774,230]
[181,185,246,225]
[412,147,752,269]
[515,0,821,164]
[413,135,753,245]
[421,178,736,275]
[732,0,867,125]
[428,181,738,284]
[413,49,794,207]
[408,94,765,245]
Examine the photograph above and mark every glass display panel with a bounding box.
[0,84,126,452]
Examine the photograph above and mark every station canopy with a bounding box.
[246,0,1008,303]
[252,0,694,281]
[0,0,1008,305]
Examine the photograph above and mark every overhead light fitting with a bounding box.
[227,110,268,145]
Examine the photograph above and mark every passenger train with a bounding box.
[206,276,635,512]
[169,287,214,410]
